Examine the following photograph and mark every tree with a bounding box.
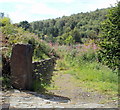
[65,35,75,45]
[98,2,120,71]
[70,29,82,43]
[29,8,108,44]
[18,21,30,31]
[0,12,4,18]
[0,17,11,26]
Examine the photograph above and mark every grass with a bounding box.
[46,84,59,90]
[32,42,118,99]
[52,43,118,97]
[56,58,118,96]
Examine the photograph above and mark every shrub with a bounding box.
[98,2,120,71]
[63,42,98,67]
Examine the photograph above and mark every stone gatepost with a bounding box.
[11,44,33,90]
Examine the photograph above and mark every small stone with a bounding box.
[14,89,20,93]
[46,101,51,104]
[87,94,90,97]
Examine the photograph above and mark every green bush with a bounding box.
[98,2,120,71]
[63,43,98,67]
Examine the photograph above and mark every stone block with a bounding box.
[11,44,33,90]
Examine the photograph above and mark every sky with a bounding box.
[0,0,118,23]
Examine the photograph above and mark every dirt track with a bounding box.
[1,71,118,109]
[48,72,118,108]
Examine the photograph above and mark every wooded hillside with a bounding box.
[23,8,109,44]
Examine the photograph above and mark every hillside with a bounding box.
[26,8,109,44]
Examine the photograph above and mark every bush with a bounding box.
[64,43,98,67]
[98,2,120,71]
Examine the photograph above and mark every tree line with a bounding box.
[17,8,109,44]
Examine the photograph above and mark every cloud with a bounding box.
[6,2,68,23]
[80,0,117,7]
[30,3,68,16]
[1,0,118,23]
[0,0,74,4]
[99,0,117,7]
[30,3,56,15]
[42,0,74,4]
[0,0,34,3]
[9,12,28,23]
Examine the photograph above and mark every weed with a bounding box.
[53,43,118,96]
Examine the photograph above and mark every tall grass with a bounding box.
[66,62,118,94]
[52,42,118,95]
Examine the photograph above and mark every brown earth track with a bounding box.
[48,71,118,108]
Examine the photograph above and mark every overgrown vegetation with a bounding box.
[0,2,119,97]
[0,16,56,90]
[51,41,118,95]
[98,2,120,71]
[0,17,56,60]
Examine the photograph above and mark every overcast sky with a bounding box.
[0,0,118,23]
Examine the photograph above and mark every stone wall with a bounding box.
[32,57,56,85]
[10,44,56,90]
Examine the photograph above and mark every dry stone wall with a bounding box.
[32,57,56,85]
[10,44,56,90]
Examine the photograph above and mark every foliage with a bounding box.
[28,8,109,44]
[53,41,98,66]
[2,54,11,78]
[65,35,75,45]
[0,12,4,18]
[54,43,118,95]
[1,54,11,89]
[98,2,120,71]
[32,80,46,93]
[1,17,56,60]
[1,16,57,90]
[18,20,31,31]
[0,17,11,26]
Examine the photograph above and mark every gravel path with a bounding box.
[1,89,117,109]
